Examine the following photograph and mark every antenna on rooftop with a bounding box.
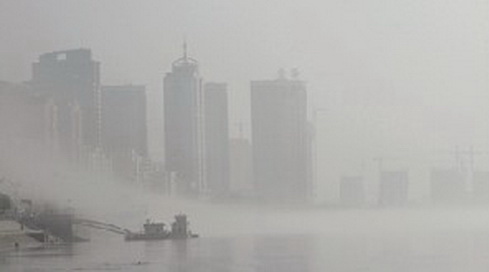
[183,37,188,61]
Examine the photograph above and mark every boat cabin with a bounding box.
[143,220,166,235]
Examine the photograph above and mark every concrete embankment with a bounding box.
[0,220,41,252]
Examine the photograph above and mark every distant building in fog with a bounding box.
[250,72,310,203]
[31,49,101,158]
[101,84,147,183]
[163,44,203,195]
[0,81,57,152]
[378,170,408,206]
[339,176,365,207]
[430,168,466,203]
[229,138,253,196]
[203,82,230,196]
[101,85,147,156]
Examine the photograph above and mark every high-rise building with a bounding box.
[31,49,101,158]
[229,138,253,196]
[203,82,230,196]
[101,84,147,183]
[0,81,57,153]
[163,44,203,195]
[101,85,147,156]
[250,72,310,203]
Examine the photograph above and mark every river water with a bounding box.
[3,209,489,271]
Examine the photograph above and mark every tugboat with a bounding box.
[125,214,198,241]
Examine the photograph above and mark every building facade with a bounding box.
[163,46,204,195]
[203,83,230,196]
[101,84,147,183]
[229,138,254,196]
[250,74,310,203]
[31,49,101,159]
[101,85,147,156]
[0,82,57,153]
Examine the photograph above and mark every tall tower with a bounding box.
[203,82,230,196]
[250,72,310,203]
[101,84,147,183]
[31,49,101,159]
[163,43,203,195]
[101,84,147,157]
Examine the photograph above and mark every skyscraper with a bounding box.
[0,81,57,152]
[31,49,101,158]
[250,72,310,203]
[229,137,253,196]
[101,84,147,183]
[203,82,230,196]
[163,44,203,195]
[101,84,147,156]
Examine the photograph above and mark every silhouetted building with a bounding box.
[0,82,58,153]
[229,138,253,196]
[250,72,310,203]
[340,176,365,207]
[31,49,101,158]
[163,44,204,195]
[430,168,466,203]
[203,82,230,196]
[378,170,408,206]
[101,84,147,156]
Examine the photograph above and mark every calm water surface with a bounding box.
[3,230,489,272]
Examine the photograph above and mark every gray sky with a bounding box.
[1,0,489,200]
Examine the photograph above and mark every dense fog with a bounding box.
[1,1,489,271]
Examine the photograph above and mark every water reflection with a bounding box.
[3,231,489,271]
[254,235,311,272]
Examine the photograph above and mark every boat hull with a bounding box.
[124,233,198,241]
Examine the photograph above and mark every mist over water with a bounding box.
[1,1,489,271]
[5,204,489,271]
[3,136,489,272]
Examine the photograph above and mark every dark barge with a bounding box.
[125,214,198,241]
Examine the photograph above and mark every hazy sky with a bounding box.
[1,0,489,200]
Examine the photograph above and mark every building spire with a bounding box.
[183,38,188,61]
